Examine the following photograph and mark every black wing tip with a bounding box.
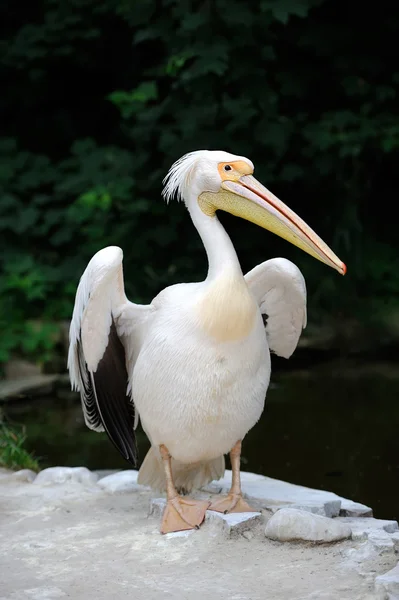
[124,447,138,468]
[109,439,138,467]
[77,320,138,467]
[104,416,138,468]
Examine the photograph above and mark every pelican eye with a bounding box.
[224,165,232,172]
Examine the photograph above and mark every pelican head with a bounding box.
[163,150,346,275]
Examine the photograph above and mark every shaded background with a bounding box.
[1,0,398,518]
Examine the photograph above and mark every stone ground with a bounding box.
[0,468,398,600]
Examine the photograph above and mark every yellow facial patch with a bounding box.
[198,161,254,216]
[217,160,253,183]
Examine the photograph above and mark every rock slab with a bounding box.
[265,508,352,543]
[204,470,372,518]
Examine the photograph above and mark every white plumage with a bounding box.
[68,149,345,533]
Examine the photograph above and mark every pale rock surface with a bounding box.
[33,466,98,486]
[0,467,396,600]
[265,507,352,543]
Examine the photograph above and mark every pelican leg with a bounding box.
[159,445,210,534]
[209,440,255,513]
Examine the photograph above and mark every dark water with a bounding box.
[4,357,399,521]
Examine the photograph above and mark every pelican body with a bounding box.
[134,275,269,465]
[68,150,345,533]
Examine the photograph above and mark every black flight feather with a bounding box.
[77,319,137,466]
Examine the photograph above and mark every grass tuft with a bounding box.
[0,422,40,472]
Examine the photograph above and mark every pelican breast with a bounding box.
[195,274,258,343]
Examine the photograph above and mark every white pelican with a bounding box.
[68,150,345,534]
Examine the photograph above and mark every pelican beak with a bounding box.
[221,175,346,275]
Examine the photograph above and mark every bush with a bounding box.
[1,0,398,366]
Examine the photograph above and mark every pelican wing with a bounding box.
[245,258,307,359]
[67,246,151,466]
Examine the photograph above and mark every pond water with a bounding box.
[4,355,399,521]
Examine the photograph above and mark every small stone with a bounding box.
[98,470,140,493]
[375,563,399,596]
[265,508,352,543]
[33,467,98,486]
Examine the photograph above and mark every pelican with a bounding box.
[68,150,345,534]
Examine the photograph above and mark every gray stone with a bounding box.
[98,470,141,493]
[375,563,399,596]
[265,508,352,543]
[33,466,98,486]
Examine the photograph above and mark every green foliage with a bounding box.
[0,0,398,365]
[0,422,40,472]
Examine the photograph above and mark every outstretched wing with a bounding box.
[245,258,307,359]
[67,246,151,466]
